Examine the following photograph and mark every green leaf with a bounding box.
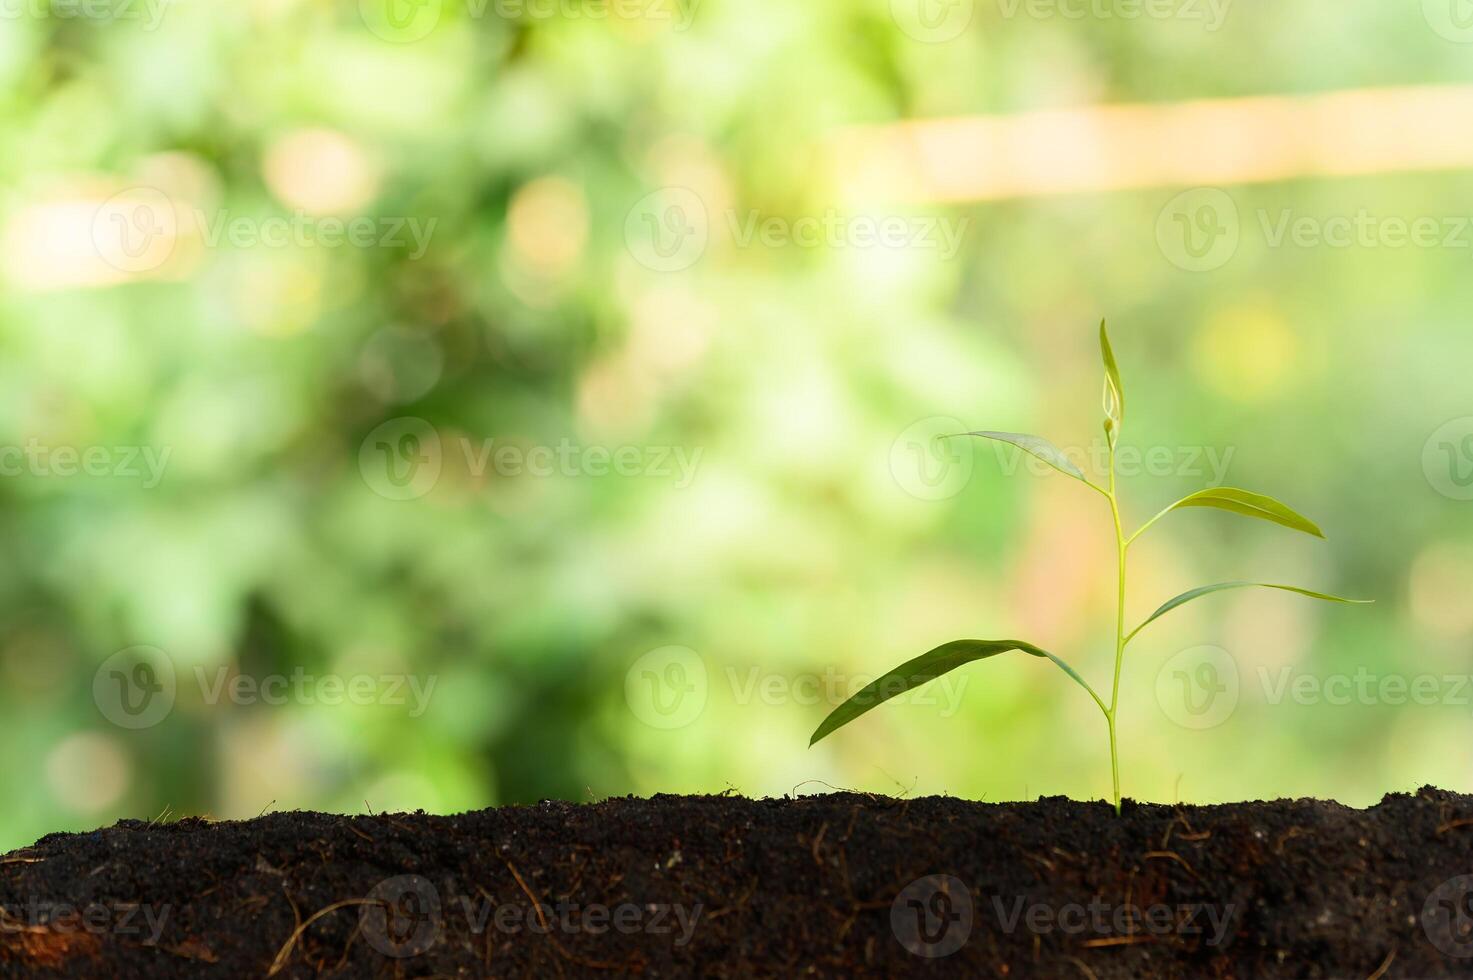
[951,431,1089,484]
[1128,582,1372,643]
[1157,487,1326,538]
[1100,320,1124,442]
[809,639,1098,746]
[1034,648,1097,701]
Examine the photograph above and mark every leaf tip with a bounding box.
[1098,319,1123,434]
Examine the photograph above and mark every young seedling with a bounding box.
[810,322,1370,812]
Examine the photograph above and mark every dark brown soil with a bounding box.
[3,788,1472,978]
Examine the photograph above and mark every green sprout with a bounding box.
[810,321,1370,812]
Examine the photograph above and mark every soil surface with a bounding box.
[2,787,1472,978]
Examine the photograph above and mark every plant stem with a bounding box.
[1105,436,1128,814]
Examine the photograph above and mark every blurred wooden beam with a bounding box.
[830,85,1473,204]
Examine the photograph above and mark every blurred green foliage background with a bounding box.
[2,0,1472,851]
